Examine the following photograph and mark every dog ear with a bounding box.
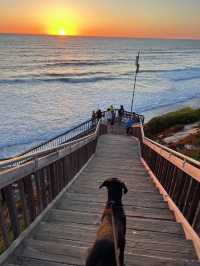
[99,180,109,189]
[122,183,128,194]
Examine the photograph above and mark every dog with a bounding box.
[85,178,128,266]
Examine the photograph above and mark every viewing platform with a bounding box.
[0,111,200,266]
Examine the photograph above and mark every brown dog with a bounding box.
[85,178,128,266]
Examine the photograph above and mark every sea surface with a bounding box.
[0,35,200,158]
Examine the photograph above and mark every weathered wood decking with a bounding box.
[3,133,199,266]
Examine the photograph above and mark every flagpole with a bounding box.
[130,70,137,113]
[130,51,140,113]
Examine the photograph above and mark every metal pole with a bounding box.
[130,51,140,113]
[130,70,138,113]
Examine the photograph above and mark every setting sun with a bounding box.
[59,29,66,36]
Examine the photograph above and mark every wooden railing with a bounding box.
[132,122,200,250]
[102,109,144,124]
[0,120,107,252]
[0,110,144,169]
[0,119,102,169]
[1,118,98,163]
[123,110,144,124]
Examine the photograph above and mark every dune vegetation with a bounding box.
[144,107,200,161]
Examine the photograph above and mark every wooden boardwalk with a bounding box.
[4,133,199,266]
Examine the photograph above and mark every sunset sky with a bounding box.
[0,0,200,39]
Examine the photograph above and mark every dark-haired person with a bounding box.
[96,109,102,120]
[118,105,124,123]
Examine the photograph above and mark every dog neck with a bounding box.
[106,199,122,208]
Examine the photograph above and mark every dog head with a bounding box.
[99,178,128,205]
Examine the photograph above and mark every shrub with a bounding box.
[144,107,200,138]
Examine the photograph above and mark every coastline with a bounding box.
[142,98,200,122]
[0,97,200,160]
[144,106,200,161]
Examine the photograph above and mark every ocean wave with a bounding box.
[138,94,200,113]
[45,59,126,67]
[122,67,200,83]
[0,58,127,70]
[143,50,200,55]
[46,71,110,77]
[0,75,124,85]
[2,66,200,84]
[172,75,200,82]
[43,76,122,83]
[142,66,200,74]
[10,71,111,79]
[122,69,168,75]
[162,67,200,82]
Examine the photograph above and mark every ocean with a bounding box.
[0,34,200,158]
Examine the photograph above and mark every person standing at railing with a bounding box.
[96,109,102,120]
[125,116,135,135]
[118,105,124,123]
[92,110,96,126]
[111,109,115,125]
[110,105,114,112]
[106,108,112,124]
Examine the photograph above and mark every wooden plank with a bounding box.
[61,194,168,209]
[19,239,86,265]
[45,209,100,225]
[56,200,174,221]
[14,258,74,266]
[126,253,200,266]
[126,247,195,260]
[36,221,187,244]
[32,221,195,260]
[68,182,157,193]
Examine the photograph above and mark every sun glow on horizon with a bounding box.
[45,8,79,36]
[0,2,199,39]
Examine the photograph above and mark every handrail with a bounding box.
[144,137,200,168]
[1,118,96,161]
[0,119,101,169]
[143,136,200,183]
[137,118,200,169]
[132,121,200,248]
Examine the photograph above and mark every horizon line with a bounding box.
[0,32,200,41]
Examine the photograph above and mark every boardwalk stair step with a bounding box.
[2,133,200,266]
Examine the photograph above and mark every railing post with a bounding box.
[3,185,21,239]
[24,175,37,222]
[0,201,10,248]
[18,179,30,227]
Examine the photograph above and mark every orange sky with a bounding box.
[0,0,200,39]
